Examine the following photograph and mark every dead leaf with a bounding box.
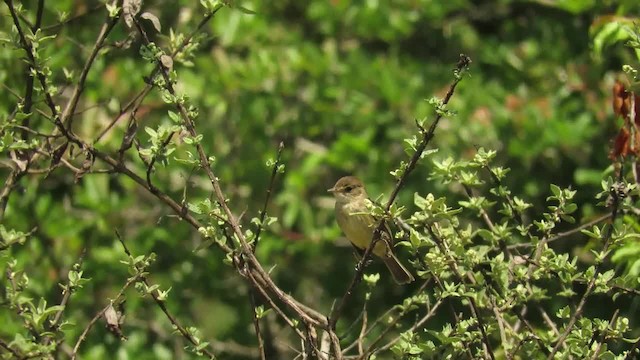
[140,12,161,32]
[123,0,142,29]
[610,127,629,159]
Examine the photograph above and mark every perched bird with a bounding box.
[328,176,415,284]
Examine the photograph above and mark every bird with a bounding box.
[328,176,415,284]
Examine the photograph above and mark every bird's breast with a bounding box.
[335,202,375,249]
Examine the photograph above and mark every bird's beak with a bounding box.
[327,187,336,193]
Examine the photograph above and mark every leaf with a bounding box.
[104,303,127,340]
[610,128,630,159]
[119,118,138,154]
[144,126,157,138]
[9,150,28,172]
[49,142,69,172]
[612,81,630,118]
[235,5,256,14]
[592,20,631,57]
[140,12,161,32]
[160,55,173,70]
[123,0,142,29]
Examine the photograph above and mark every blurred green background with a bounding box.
[1,0,639,358]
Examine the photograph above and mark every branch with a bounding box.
[44,247,88,346]
[328,54,471,332]
[18,0,44,140]
[377,299,443,352]
[253,141,284,252]
[0,338,23,359]
[132,11,325,334]
[248,141,284,360]
[507,213,612,250]
[0,168,24,221]
[427,224,496,360]
[248,292,267,360]
[59,4,122,131]
[70,273,141,359]
[546,179,624,359]
[116,232,218,359]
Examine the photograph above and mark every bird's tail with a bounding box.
[382,253,415,284]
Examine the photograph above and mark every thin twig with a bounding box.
[41,4,106,33]
[253,141,284,252]
[508,214,612,250]
[249,291,267,360]
[0,338,23,358]
[357,297,368,356]
[18,0,44,140]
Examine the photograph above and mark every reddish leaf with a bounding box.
[610,127,629,159]
[612,81,630,118]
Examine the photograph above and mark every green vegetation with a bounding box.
[1,0,640,359]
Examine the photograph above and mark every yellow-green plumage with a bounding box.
[330,176,414,284]
[335,199,389,257]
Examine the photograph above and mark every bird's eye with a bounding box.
[344,186,353,193]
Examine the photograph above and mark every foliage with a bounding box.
[1,0,640,359]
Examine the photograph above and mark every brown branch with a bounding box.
[4,0,74,139]
[253,141,284,251]
[245,269,308,340]
[328,54,471,333]
[0,168,24,221]
[479,158,525,227]
[0,337,23,358]
[461,183,512,264]
[356,297,368,356]
[625,337,640,360]
[94,87,151,143]
[247,141,284,360]
[511,310,549,357]
[249,291,267,360]
[589,309,618,360]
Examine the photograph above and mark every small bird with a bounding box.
[328,176,415,284]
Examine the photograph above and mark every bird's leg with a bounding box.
[351,244,373,267]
